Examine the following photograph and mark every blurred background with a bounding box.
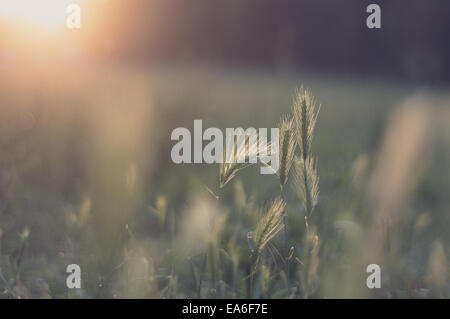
[0,0,450,298]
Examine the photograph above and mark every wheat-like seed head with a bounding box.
[219,161,252,189]
[278,115,297,188]
[219,132,272,188]
[293,156,319,217]
[292,87,320,161]
[253,197,286,254]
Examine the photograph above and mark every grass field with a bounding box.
[1,64,450,298]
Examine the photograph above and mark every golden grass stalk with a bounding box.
[278,115,297,188]
[292,87,320,161]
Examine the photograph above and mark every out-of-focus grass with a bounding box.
[1,64,450,298]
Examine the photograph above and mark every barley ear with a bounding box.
[292,86,320,161]
[219,131,271,188]
[253,197,286,255]
[278,115,297,188]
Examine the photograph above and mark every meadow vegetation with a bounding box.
[1,64,450,298]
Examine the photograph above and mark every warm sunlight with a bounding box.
[0,0,76,31]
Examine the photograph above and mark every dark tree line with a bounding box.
[106,0,449,82]
[4,0,449,82]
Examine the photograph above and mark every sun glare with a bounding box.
[0,0,76,32]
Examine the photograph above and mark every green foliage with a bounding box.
[0,66,448,298]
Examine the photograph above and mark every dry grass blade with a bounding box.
[292,87,320,161]
[278,115,297,188]
[293,157,319,217]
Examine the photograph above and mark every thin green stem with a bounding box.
[303,159,312,232]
